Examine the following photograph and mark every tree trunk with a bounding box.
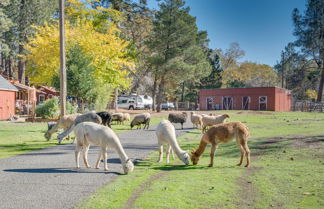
[114,88,118,112]
[317,61,324,102]
[156,77,165,112]
[181,81,185,102]
[152,75,158,111]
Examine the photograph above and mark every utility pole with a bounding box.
[59,0,66,116]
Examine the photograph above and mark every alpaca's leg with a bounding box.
[166,145,172,164]
[236,144,245,166]
[75,145,82,169]
[243,143,251,167]
[171,147,175,160]
[181,123,183,129]
[82,145,91,168]
[95,150,102,169]
[102,147,108,171]
[157,145,163,163]
[208,144,218,167]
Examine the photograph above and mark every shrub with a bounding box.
[35,98,60,119]
[35,98,77,119]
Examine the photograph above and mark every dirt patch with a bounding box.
[236,167,261,208]
[121,170,169,209]
[236,111,273,115]
[262,135,324,150]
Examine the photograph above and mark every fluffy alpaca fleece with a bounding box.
[168,112,187,129]
[57,111,102,143]
[201,114,230,133]
[190,112,203,129]
[156,120,189,165]
[191,122,250,167]
[130,113,151,129]
[73,122,134,174]
[111,113,125,125]
[44,113,81,140]
[123,113,131,122]
[96,111,112,128]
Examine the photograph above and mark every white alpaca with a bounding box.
[73,122,134,174]
[155,120,190,165]
[190,112,203,129]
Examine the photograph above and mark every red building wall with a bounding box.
[199,87,291,111]
[0,90,16,120]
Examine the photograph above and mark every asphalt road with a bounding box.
[0,121,193,209]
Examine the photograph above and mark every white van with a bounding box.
[117,94,153,110]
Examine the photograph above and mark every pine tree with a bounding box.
[292,0,324,101]
[147,0,211,112]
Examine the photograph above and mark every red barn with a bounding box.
[0,75,18,120]
[199,87,291,111]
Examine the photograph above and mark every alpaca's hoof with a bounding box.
[104,168,108,171]
[208,164,213,167]
[86,166,91,168]
[245,164,250,168]
[237,163,242,166]
[95,167,100,169]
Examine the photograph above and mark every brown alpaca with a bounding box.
[191,122,250,167]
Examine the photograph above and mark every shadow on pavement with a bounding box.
[3,167,122,175]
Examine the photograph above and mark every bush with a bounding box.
[35,98,77,119]
[35,98,60,119]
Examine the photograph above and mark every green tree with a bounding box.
[147,0,211,112]
[292,0,324,101]
[53,45,97,104]
[2,0,58,84]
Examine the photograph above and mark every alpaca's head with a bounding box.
[190,150,200,165]
[181,152,190,165]
[123,159,134,174]
[57,134,64,144]
[223,114,230,118]
[44,132,51,140]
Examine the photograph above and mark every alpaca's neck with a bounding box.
[114,140,129,164]
[169,136,186,157]
[194,138,208,157]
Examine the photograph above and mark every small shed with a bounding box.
[199,87,291,111]
[0,75,18,120]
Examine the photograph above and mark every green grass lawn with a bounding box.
[0,116,166,159]
[76,111,324,209]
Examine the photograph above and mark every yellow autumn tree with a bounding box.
[25,0,135,92]
[221,62,279,88]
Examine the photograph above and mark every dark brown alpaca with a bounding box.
[191,122,250,167]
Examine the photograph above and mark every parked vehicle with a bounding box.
[161,102,175,110]
[118,94,153,110]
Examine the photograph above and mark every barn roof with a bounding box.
[0,75,18,92]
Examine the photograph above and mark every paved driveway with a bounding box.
[0,121,193,209]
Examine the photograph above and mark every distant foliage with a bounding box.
[35,98,77,119]
[35,98,60,119]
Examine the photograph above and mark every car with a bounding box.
[161,102,175,110]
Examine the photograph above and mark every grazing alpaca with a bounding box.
[190,112,203,129]
[156,120,190,165]
[44,113,81,140]
[201,114,230,133]
[130,113,151,129]
[57,111,102,143]
[111,113,125,125]
[191,122,250,167]
[73,122,134,174]
[96,111,112,128]
[168,112,187,129]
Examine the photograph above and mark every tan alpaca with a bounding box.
[191,122,250,167]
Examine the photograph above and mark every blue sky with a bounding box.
[147,0,306,67]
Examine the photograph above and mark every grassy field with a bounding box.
[0,116,165,159]
[76,111,324,209]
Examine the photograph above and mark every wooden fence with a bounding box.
[292,101,324,112]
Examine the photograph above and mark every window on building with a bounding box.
[39,95,45,102]
[259,96,267,110]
